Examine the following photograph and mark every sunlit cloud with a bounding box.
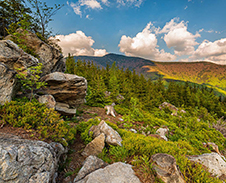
[68,0,102,17]
[118,22,176,61]
[190,38,226,62]
[52,31,108,57]
[157,18,200,56]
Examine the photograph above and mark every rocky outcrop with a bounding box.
[188,152,226,178]
[81,133,105,157]
[75,162,141,183]
[89,120,122,146]
[151,153,185,183]
[55,102,77,116]
[40,72,87,108]
[0,40,39,71]
[0,132,67,183]
[156,127,169,141]
[0,63,18,105]
[38,94,56,109]
[0,40,39,105]
[4,29,65,75]
[74,156,108,182]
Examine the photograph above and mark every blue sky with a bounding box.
[45,0,226,63]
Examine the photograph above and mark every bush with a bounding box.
[0,99,76,146]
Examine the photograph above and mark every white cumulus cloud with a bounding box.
[68,0,102,16]
[118,22,176,61]
[157,18,200,56]
[53,31,108,57]
[190,38,226,62]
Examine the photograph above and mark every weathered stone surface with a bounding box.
[188,152,226,178]
[90,120,122,146]
[76,162,141,183]
[0,63,18,105]
[81,133,105,157]
[89,125,101,138]
[151,153,185,183]
[74,156,108,182]
[55,102,76,116]
[38,94,56,109]
[0,40,39,71]
[40,72,87,107]
[4,29,65,75]
[156,127,169,141]
[0,132,67,183]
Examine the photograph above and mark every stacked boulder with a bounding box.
[0,30,87,115]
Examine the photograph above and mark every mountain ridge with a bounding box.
[73,53,226,95]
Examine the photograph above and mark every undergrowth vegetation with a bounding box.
[77,118,223,182]
[64,58,226,182]
[0,98,76,146]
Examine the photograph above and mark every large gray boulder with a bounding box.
[76,162,141,183]
[0,40,39,105]
[0,63,18,105]
[40,72,87,108]
[151,153,185,183]
[188,152,226,178]
[4,29,65,75]
[0,132,67,183]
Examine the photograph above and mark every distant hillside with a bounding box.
[73,53,226,95]
[74,53,161,79]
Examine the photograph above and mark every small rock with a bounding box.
[74,155,108,182]
[130,129,137,133]
[151,153,185,183]
[38,94,56,109]
[55,102,76,116]
[81,133,105,157]
[156,127,169,141]
[89,120,122,146]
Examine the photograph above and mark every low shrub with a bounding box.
[0,99,76,146]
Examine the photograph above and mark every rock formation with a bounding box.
[4,29,65,75]
[0,40,39,104]
[81,133,105,157]
[151,153,185,183]
[89,120,122,146]
[0,132,67,183]
[0,63,17,105]
[188,152,226,178]
[40,72,87,108]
